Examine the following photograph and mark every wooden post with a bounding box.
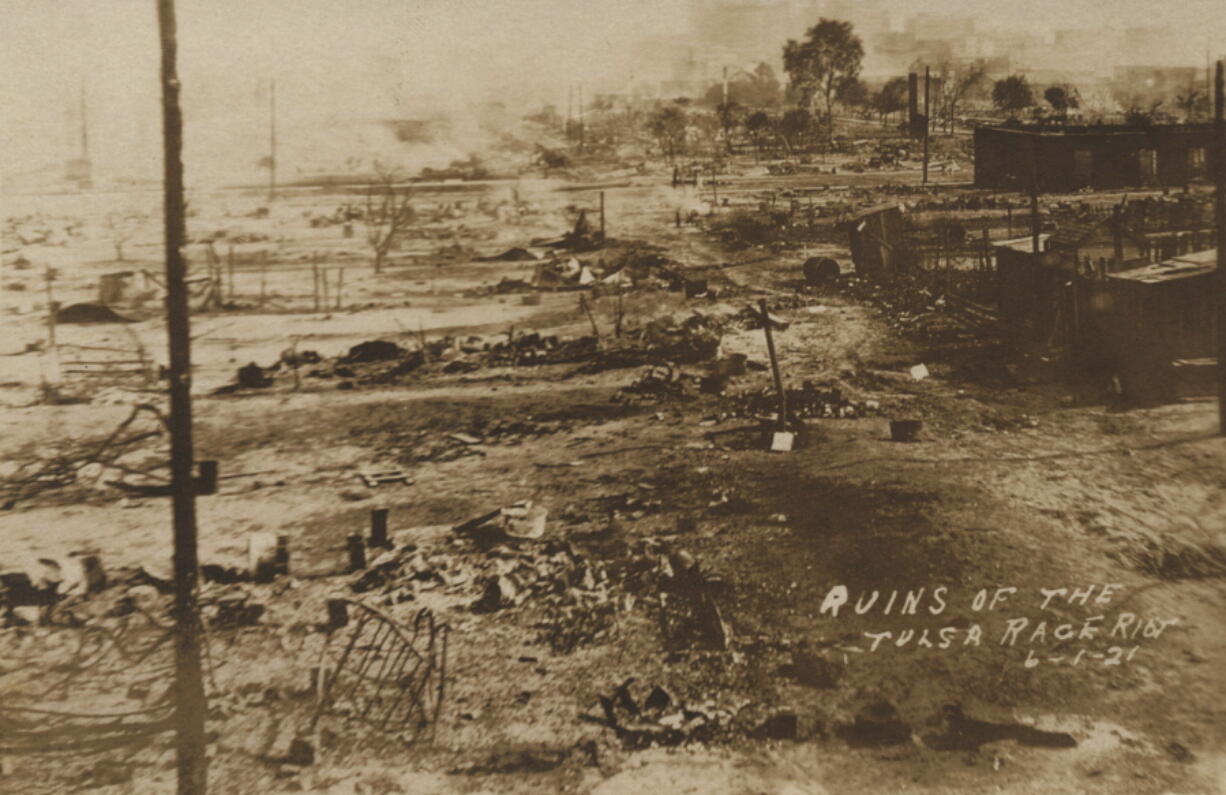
[290,337,301,391]
[312,265,320,312]
[325,599,348,631]
[195,461,218,495]
[268,77,276,205]
[156,1,208,791]
[711,165,719,210]
[599,191,606,240]
[370,508,389,548]
[1214,60,1225,435]
[922,66,930,187]
[335,268,344,310]
[43,266,57,350]
[226,249,235,301]
[1112,206,1124,267]
[346,534,366,572]
[321,268,329,309]
[758,299,787,430]
[579,294,601,339]
[615,281,624,338]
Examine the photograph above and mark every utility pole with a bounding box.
[156,1,208,792]
[1029,137,1041,256]
[268,78,277,205]
[922,66,930,186]
[1214,60,1225,434]
[577,83,585,152]
[80,79,89,161]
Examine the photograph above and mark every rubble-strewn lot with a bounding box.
[3,151,1225,794]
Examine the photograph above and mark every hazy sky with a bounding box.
[1,0,1223,184]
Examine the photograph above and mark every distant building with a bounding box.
[973,124,1215,192]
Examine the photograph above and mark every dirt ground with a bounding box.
[2,159,1225,794]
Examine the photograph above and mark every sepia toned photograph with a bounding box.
[1,1,1224,792]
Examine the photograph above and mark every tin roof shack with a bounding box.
[1046,216,1150,276]
[974,124,1214,192]
[994,234,1061,352]
[849,203,912,277]
[1104,249,1218,401]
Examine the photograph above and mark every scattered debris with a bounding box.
[357,470,414,488]
[584,678,738,749]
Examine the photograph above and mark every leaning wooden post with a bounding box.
[758,299,787,430]
[579,294,601,340]
[156,0,208,791]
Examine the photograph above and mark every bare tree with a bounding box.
[939,61,987,133]
[363,169,415,274]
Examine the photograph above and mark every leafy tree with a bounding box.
[1043,85,1079,120]
[745,111,773,160]
[647,104,688,163]
[992,75,1034,118]
[777,107,814,157]
[782,19,864,140]
[874,76,908,125]
[691,110,723,155]
[837,76,870,111]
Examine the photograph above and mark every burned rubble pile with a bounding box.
[482,240,686,295]
[619,364,881,423]
[723,381,881,421]
[584,679,743,749]
[219,309,736,393]
[341,503,732,657]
